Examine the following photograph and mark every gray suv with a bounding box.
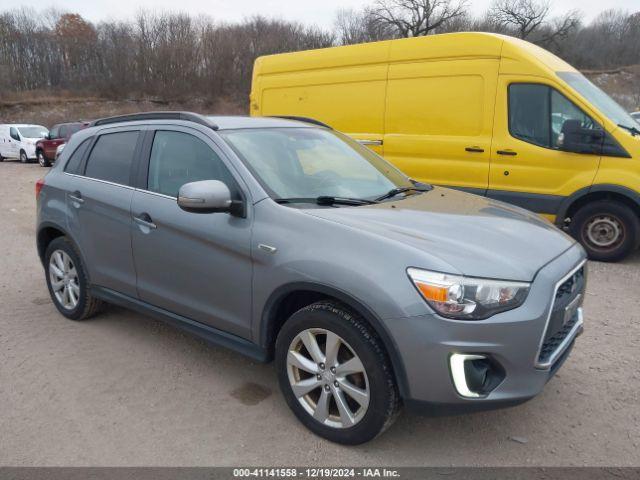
[36,112,587,444]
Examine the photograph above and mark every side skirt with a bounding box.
[91,286,269,363]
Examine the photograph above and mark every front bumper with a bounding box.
[384,243,586,414]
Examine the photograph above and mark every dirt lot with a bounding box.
[0,161,639,467]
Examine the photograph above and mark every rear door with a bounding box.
[130,127,253,339]
[66,128,140,297]
[384,59,499,193]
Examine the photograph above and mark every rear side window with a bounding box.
[85,131,139,186]
[64,138,92,174]
[147,130,236,198]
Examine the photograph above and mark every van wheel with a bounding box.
[570,200,640,262]
[19,150,28,163]
[37,150,50,167]
[275,301,400,445]
[44,237,104,321]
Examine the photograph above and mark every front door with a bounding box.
[131,128,253,339]
[489,77,602,218]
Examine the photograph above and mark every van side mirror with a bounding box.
[177,180,244,216]
[558,119,604,154]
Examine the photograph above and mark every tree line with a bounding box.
[0,0,638,103]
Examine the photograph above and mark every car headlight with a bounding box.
[407,268,530,320]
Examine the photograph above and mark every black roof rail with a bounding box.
[90,111,219,130]
[269,116,332,129]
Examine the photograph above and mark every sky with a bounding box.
[12,0,640,28]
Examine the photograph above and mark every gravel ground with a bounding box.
[0,161,639,467]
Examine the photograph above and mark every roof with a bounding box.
[207,116,318,130]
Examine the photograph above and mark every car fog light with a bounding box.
[450,353,505,399]
[450,353,486,398]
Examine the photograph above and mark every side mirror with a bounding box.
[558,119,604,154]
[177,180,241,215]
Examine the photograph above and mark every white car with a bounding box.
[0,124,49,163]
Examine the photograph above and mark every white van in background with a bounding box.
[0,124,49,163]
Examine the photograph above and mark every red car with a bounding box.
[35,122,89,167]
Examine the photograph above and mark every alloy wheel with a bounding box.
[286,328,370,429]
[38,152,46,167]
[49,250,80,310]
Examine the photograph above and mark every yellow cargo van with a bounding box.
[251,32,640,261]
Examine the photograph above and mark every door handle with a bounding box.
[68,191,84,204]
[356,139,383,146]
[134,213,157,230]
[497,150,518,156]
[465,146,485,153]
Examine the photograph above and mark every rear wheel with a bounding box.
[37,150,50,167]
[19,150,28,163]
[275,301,400,444]
[570,200,639,262]
[45,237,104,320]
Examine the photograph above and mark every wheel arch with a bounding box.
[37,222,86,271]
[555,184,640,226]
[260,282,411,398]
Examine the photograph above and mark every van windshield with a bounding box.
[219,127,414,202]
[18,126,48,139]
[557,72,637,130]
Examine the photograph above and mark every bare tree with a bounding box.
[335,8,396,45]
[370,0,469,37]
[490,0,550,39]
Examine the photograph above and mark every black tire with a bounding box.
[44,237,104,321]
[19,150,28,163]
[275,301,400,445]
[570,200,640,262]
[37,150,50,167]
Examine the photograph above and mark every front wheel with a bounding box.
[570,200,640,262]
[19,150,28,163]
[37,150,50,167]
[275,301,400,444]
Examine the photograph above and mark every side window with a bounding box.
[64,138,93,174]
[58,125,69,139]
[550,90,597,148]
[85,131,139,186]
[9,127,20,141]
[509,84,599,150]
[508,84,550,147]
[148,130,236,198]
[50,126,60,139]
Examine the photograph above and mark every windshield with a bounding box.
[219,128,413,201]
[18,126,48,139]
[557,72,638,130]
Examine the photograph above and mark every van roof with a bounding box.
[254,32,576,77]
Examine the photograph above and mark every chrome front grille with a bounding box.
[536,262,586,368]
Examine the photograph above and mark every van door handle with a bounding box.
[465,146,485,153]
[134,213,157,230]
[68,191,84,204]
[356,139,383,146]
[497,150,518,156]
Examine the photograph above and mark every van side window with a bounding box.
[147,130,237,198]
[9,127,20,141]
[509,84,599,150]
[64,138,93,174]
[85,131,139,186]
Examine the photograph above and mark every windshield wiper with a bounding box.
[375,185,432,202]
[618,124,640,136]
[275,196,378,206]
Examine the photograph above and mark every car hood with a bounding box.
[303,187,576,281]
